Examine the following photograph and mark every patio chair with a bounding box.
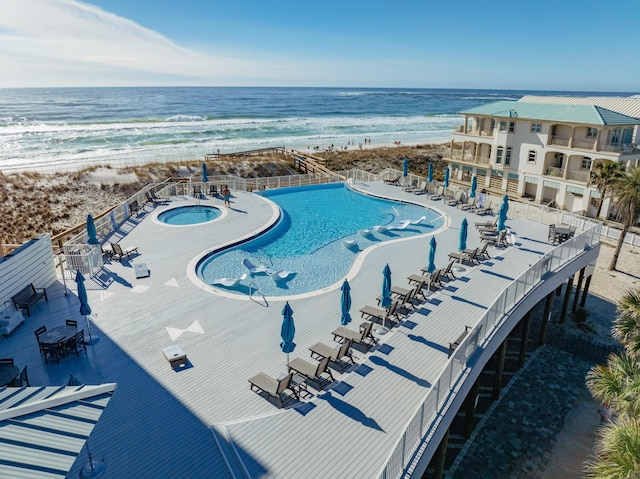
[430,186,444,201]
[150,190,170,203]
[288,356,335,385]
[474,241,491,260]
[448,247,479,265]
[409,268,442,291]
[475,216,498,229]
[34,326,47,354]
[110,242,139,261]
[445,190,464,207]
[0,358,13,365]
[482,230,508,248]
[8,365,29,387]
[128,200,141,217]
[441,259,457,280]
[332,321,377,348]
[403,179,418,191]
[64,330,87,356]
[359,300,400,325]
[145,191,169,206]
[474,201,493,216]
[209,184,219,197]
[41,343,61,364]
[309,339,355,370]
[248,371,299,407]
[384,176,401,185]
[66,319,77,328]
[458,198,477,211]
[413,181,429,195]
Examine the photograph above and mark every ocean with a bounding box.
[0,87,632,172]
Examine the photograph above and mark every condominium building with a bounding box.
[446,98,640,218]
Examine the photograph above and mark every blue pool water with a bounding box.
[197,183,444,296]
[158,205,221,225]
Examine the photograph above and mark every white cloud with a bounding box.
[0,0,270,87]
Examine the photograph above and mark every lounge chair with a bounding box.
[249,371,299,406]
[384,176,401,185]
[209,184,219,197]
[441,259,457,280]
[128,200,141,217]
[475,201,493,216]
[332,321,377,348]
[408,268,442,291]
[413,181,429,195]
[150,190,169,203]
[445,190,464,207]
[448,247,479,264]
[482,230,508,247]
[309,339,355,370]
[242,258,272,275]
[475,216,498,229]
[473,241,491,260]
[110,242,139,261]
[267,270,294,282]
[430,186,444,201]
[458,198,477,211]
[403,179,418,191]
[377,288,414,310]
[145,191,170,206]
[212,273,248,287]
[288,356,335,385]
[359,300,400,325]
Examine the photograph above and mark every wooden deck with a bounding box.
[1,183,580,478]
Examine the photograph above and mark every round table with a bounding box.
[0,364,19,387]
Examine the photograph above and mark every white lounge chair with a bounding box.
[242,258,272,275]
[267,270,293,281]
[342,239,358,250]
[212,273,247,287]
[358,229,372,237]
[373,225,388,233]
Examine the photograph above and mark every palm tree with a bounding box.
[613,288,640,358]
[586,353,640,418]
[585,417,640,479]
[608,167,640,271]
[590,160,625,219]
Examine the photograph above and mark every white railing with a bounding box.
[567,170,589,183]
[62,243,104,277]
[550,137,569,147]
[379,217,601,479]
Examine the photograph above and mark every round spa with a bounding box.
[157,205,222,226]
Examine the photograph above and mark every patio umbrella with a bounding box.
[403,158,408,177]
[201,162,208,183]
[340,279,352,326]
[75,270,98,344]
[459,218,468,252]
[67,374,82,386]
[443,167,450,188]
[427,236,437,274]
[280,302,296,366]
[86,214,98,245]
[427,162,433,183]
[470,175,477,199]
[379,264,392,332]
[498,195,509,231]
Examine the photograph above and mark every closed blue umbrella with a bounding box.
[75,271,98,344]
[470,175,477,199]
[427,236,437,274]
[403,158,408,177]
[459,218,468,252]
[86,214,98,245]
[201,162,208,183]
[498,195,509,231]
[427,162,433,183]
[340,279,352,325]
[443,167,450,188]
[381,264,392,308]
[280,302,296,365]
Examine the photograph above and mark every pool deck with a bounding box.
[3,182,569,478]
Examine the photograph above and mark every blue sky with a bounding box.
[1,0,639,91]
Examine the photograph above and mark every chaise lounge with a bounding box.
[249,371,299,406]
[288,356,335,387]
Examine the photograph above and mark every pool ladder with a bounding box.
[257,249,273,267]
[248,281,266,305]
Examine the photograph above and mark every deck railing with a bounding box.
[378,216,601,479]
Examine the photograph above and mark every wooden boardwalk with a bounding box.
[1,183,570,478]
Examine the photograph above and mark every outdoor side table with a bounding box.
[162,344,187,368]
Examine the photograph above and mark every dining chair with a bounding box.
[41,343,61,364]
[66,319,78,328]
[0,358,14,365]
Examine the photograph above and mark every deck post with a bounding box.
[539,292,554,345]
[580,275,592,307]
[463,380,480,439]
[559,276,574,323]
[518,311,531,369]
[432,426,450,479]
[492,340,507,400]
[555,284,563,296]
[572,267,585,312]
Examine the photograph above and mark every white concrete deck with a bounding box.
[2,183,562,478]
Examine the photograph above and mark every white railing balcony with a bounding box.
[549,136,569,147]
[544,166,564,178]
[568,170,590,183]
[573,139,595,150]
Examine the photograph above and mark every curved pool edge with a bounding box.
[188,182,451,302]
[151,201,228,227]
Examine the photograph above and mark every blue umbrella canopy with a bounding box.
[201,162,208,183]
[458,218,468,252]
[381,264,392,308]
[403,158,408,177]
[280,302,296,358]
[75,270,91,316]
[427,162,433,183]
[443,167,450,188]
[67,374,82,386]
[498,196,509,231]
[470,175,477,199]
[340,279,352,325]
[427,236,437,274]
[86,214,98,245]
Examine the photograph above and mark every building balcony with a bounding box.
[567,170,590,183]
[572,139,596,150]
[449,153,492,166]
[544,166,564,178]
[452,127,494,138]
[549,136,569,147]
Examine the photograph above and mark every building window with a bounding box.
[509,121,515,133]
[587,127,598,138]
[499,121,507,132]
[496,147,503,164]
[505,147,512,166]
[551,125,557,136]
[490,119,495,130]
[528,150,536,163]
[581,157,592,169]
[531,123,541,133]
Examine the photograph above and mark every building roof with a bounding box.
[519,95,640,120]
[459,100,640,126]
[0,383,116,478]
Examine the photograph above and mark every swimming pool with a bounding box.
[158,205,222,225]
[197,183,444,296]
